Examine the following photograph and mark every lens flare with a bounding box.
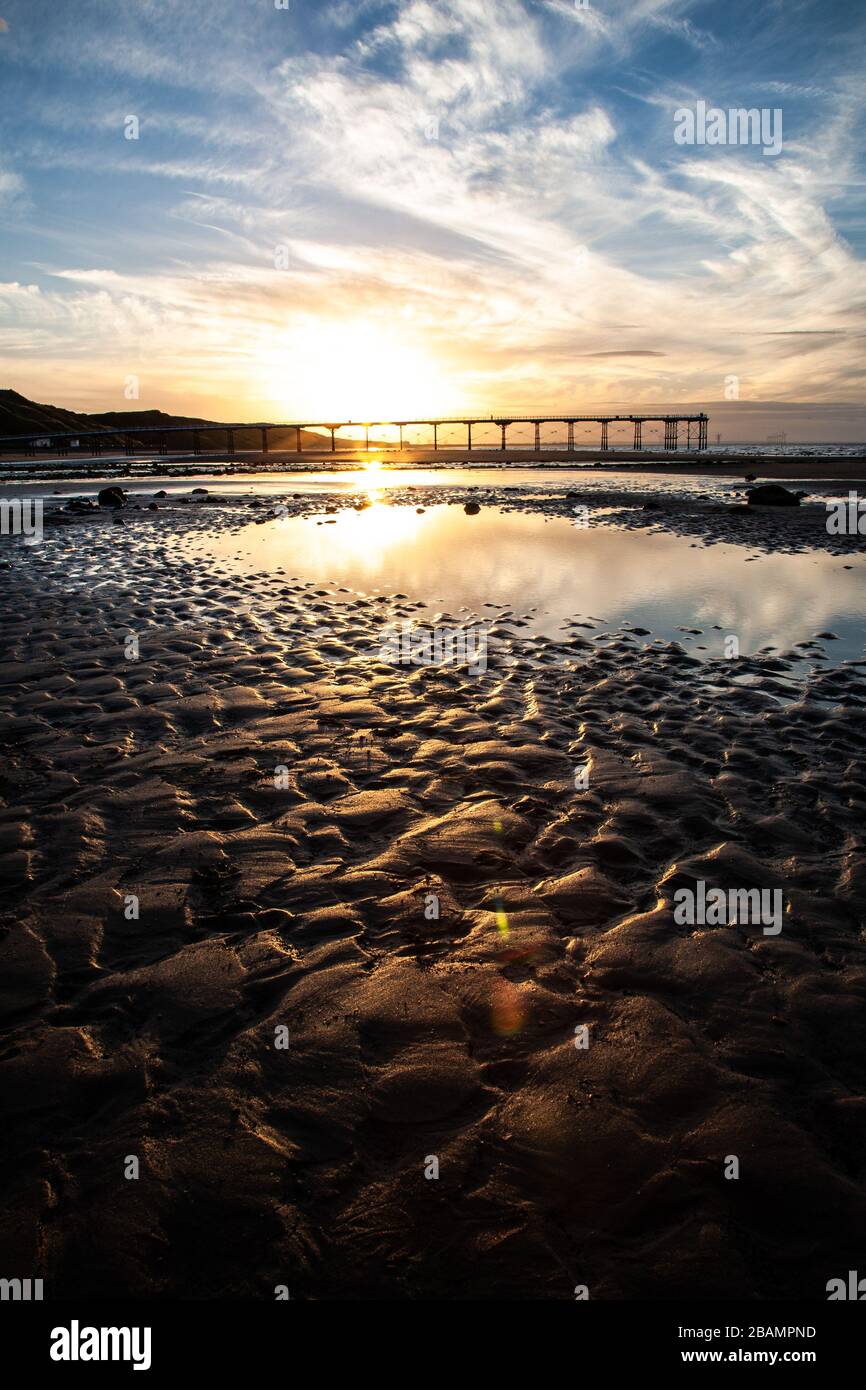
[493,896,509,939]
[490,980,525,1036]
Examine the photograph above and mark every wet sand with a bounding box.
[1,486,865,1299]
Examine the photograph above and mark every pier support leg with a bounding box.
[330,428,336,453]
[467,422,472,450]
[671,420,678,450]
[296,426,302,453]
[601,421,609,451]
[534,422,540,450]
[634,420,642,450]
[399,424,403,450]
[500,423,507,450]
[433,423,438,451]
[567,421,574,450]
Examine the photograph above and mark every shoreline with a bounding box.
[2,448,866,486]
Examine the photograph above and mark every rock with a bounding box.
[192,487,208,494]
[642,500,662,511]
[154,489,167,498]
[745,473,757,482]
[97,486,126,508]
[746,484,802,507]
[148,503,158,511]
[111,514,125,525]
[464,502,481,515]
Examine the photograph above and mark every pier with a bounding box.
[0,412,709,459]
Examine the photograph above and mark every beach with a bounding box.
[1,473,866,1299]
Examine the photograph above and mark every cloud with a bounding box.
[1,0,865,429]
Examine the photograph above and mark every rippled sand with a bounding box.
[1,490,865,1299]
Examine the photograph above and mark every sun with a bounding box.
[258,318,452,423]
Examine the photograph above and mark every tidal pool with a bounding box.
[195,502,866,664]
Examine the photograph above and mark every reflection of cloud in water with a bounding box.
[202,505,866,661]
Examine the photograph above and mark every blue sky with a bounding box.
[1,0,865,436]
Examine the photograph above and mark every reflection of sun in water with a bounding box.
[319,500,426,555]
[363,456,384,483]
[358,458,386,504]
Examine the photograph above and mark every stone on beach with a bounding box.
[97,485,126,508]
[745,484,804,506]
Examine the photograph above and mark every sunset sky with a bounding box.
[0,0,865,438]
